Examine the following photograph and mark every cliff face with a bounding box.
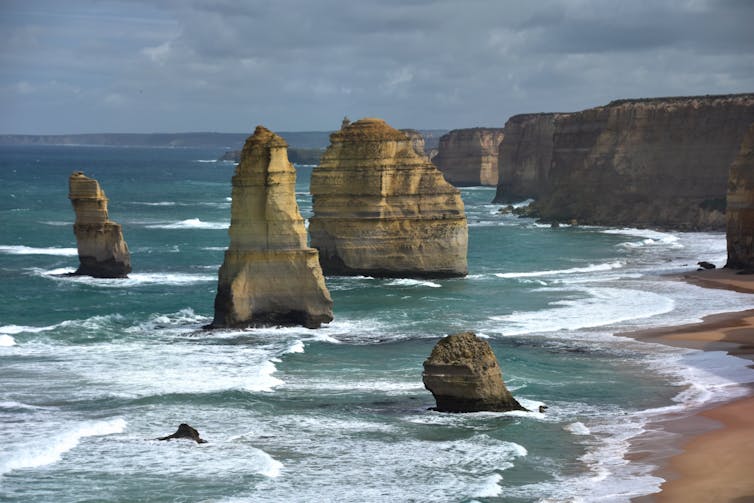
[68,172,131,278]
[726,123,754,269]
[309,118,468,278]
[535,94,754,230]
[493,113,560,203]
[210,126,333,329]
[433,128,504,186]
[399,129,427,159]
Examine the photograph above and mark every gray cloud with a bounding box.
[1,0,752,133]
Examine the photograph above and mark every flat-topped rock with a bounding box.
[309,118,468,278]
[727,123,754,269]
[210,126,333,329]
[68,172,131,278]
[423,332,525,413]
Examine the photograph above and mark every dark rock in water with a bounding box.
[158,423,207,444]
[697,261,717,270]
[538,405,548,413]
[422,331,526,413]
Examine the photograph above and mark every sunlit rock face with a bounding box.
[68,172,131,278]
[726,123,754,269]
[309,118,468,278]
[535,94,754,230]
[210,126,333,329]
[433,128,504,187]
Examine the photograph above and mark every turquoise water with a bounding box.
[1,146,753,502]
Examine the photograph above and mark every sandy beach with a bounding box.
[627,268,754,503]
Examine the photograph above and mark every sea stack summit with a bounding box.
[309,118,468,278]
[68,172,131,278]
[210,126,333,329]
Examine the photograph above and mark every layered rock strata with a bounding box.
[433,128,504,186]
[535,94,754,230]
[68,172,131,278]
[309,118,468,278]
[726,123,754,269]
[423,332,525,412]
[399,129,428,159]
[493,113,561,203]
[210,126,333,329]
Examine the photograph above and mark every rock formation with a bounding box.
[726,123,754,269]
[210,126,333,329]
[158,423,207,444]
[399,129,427,159]
[493,113,561,203]
[433,128,504,186]
[534,94,754,230]
[309,118,468,278]
[68,172,131,278]
[423,332,525,413]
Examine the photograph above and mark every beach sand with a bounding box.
[627,268,754,503]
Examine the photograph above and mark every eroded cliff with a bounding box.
[210,126,333,329]
[433,128,504,186]
[309,118,468,278]
[726,123,754,269]
[535,94,754,230]
[68,172,131,278]
[493,113,561,203]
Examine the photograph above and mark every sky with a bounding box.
[1,0,753,134]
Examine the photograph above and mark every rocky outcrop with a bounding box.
[535,94,754,230]
[68,172,131,278]
[400,129,427,159]
[309,118,468,278]
[726,123,754,269]
[493,113,561,203]
[423,332,525,413]
[158,423,207,444]
[433,128,504,186]
[210,126,333,329]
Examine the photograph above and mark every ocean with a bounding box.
[1,145,753,502]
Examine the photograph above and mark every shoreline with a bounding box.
[624,268,754,502]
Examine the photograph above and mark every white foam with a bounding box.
[0,245,78,256]
[495,261,624,279]
[474,473,503,498]
[489,287,675,336]
[145,218,228,230]
[0,334,16,346]
[565,422,591,435]
[0,418,126,475]
[0,324,59,335]
[194,159,218,163]
[254,448,284,478]
[386,278,442,288]
[32,268,215,286]
[603,228,682,249]
[283,340,305,354]
[132,201,176,206]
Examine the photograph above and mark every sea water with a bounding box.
[1,145,753,502]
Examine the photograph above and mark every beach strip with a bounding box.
[627,269,754,503]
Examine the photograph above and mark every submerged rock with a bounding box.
[726,123,754,269]
[68,172,131,278]
[210,126,333,329]
[309,118,468,278]
[422,332,525,413]
[158,423,207,444]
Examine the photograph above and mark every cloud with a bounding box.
[0,0,752,133]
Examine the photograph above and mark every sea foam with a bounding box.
[146,218,228,230]
[495,261,624,279]
[0,245,78,256]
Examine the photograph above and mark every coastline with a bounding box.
[625,268,754,502]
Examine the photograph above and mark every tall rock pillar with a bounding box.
[68,172,131,278]
[210,126,333,329]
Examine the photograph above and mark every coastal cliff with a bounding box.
[534,94,754,230]
[400,129,428,159]
[210,126,333,329]
[309,118,468,278]
[493,113,561,203]
[68,172,131,278]
[433,128,504,186]
[726,123,754,269]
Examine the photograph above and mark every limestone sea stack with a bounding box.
[535,94,754,230]
[68,172,131,278]
[399,129,428,159]
[493,113,561,203]
[726,123,754,269]
[210,126,333,329]
[423,332,525,413]
[309,118,468,278]
[433,128,504,186]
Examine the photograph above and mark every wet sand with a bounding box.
[627,268,754,503]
